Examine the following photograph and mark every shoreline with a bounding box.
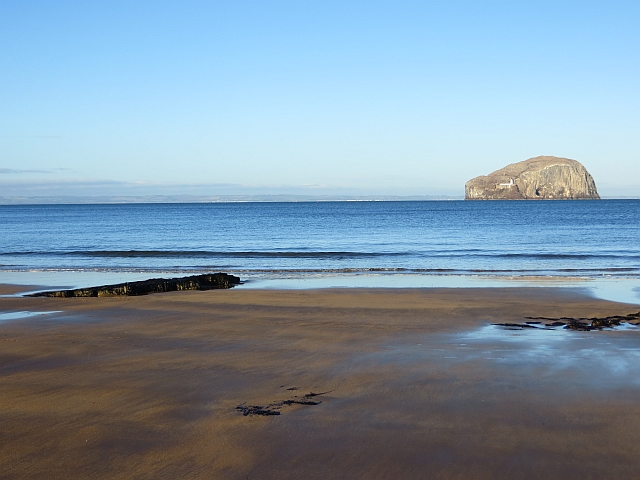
[3,286,640,478]
[3,270,640,306]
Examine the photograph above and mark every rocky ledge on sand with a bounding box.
[465,156,600,200]
[494,311,640,332]
[29,273,241,297]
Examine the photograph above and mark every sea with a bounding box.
[1,200,639,304]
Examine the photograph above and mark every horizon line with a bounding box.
[1,194,639,205]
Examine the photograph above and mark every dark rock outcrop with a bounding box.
[29,273,241,298]
[465,156,600,200]
[494,311,640,331]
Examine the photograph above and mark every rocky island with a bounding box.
[465,156,600,200]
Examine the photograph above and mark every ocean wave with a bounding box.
[0,250,404,259]
[1,266,638,277]
[495,253,640,260]
[1,249,638,260]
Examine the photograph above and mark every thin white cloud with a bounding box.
[0,168,55,174]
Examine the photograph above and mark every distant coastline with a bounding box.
[0,194,465,205]
[1,195,638,205]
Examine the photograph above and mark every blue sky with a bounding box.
[1,1,639,198]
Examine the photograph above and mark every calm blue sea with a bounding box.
[1,201,639,302]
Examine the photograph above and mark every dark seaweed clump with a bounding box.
[236,391,332,416]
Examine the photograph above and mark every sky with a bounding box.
[1,0,639,199]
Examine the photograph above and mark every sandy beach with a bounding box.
[2,285,640,479]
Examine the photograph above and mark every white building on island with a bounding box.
[498,178,514,188]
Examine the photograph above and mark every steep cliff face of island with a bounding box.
[465,156,600,200]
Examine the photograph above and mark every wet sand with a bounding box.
[1,286,640,479]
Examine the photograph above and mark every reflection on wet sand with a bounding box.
[372,322,640,395]
[0,310,60,322]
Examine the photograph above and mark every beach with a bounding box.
[4,0,640,477]
[2,285,640,479]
